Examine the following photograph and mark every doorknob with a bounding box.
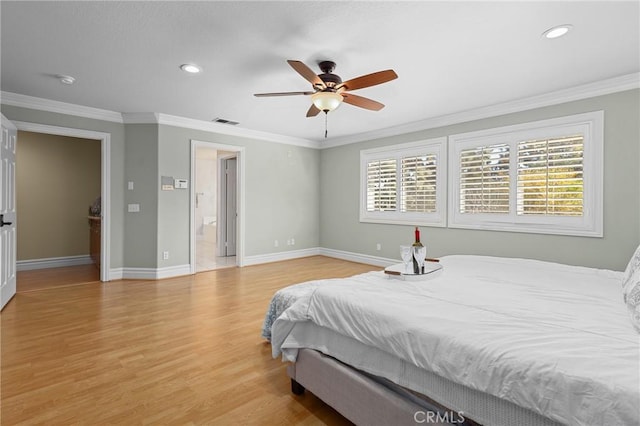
[0,214,12,227]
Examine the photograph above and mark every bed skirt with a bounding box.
[287,348,469,426]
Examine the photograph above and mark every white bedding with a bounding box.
[271,255,640,425]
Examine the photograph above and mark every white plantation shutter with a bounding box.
[366,158,397,211]
[459,144,510,213]
[360,138,447,226]
[449,111,602,237]
[517,135,584,216]
[401,154,437,213]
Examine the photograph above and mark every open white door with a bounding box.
[224,157,237,256]
[1,114,17,310]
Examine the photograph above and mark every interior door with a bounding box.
[224,157,237,256]
[1,115,17,309]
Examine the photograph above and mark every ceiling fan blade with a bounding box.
[342,93,385,111]
[254,91,314,97]
[306,104,321,117]
[288,60,326,89]
[337,69,398,91]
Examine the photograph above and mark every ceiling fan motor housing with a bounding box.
[317,61,342,88]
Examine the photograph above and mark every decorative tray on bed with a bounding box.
[384,261,443,281]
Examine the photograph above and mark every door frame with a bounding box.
[13,121,111,282]
[189,139,245,273]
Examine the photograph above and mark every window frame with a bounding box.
[360,137,447,227]
[448,111,604,237]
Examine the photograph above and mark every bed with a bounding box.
[264,253,640,426]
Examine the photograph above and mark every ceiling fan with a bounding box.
[254,60,398,118]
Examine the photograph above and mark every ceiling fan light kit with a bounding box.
[254,59,398,138]
[312,91,343,112]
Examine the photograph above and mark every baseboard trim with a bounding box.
[243,248,321,266]
[108,264,191,280]
[17,255,93,271]
[105,249,393,281]
[156,264,192,279]
[244,247,396,268]
[318,248,397,267]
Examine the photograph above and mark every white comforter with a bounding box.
[271,255,640,425]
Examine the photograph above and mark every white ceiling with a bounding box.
[1,1,639,143]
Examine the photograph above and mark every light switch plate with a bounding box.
[128,203,140,213]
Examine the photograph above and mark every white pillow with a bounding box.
[622,244,640,333]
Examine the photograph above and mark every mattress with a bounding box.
[261,275,372,341]
[271,255,639,425]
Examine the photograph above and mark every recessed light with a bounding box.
[57,74,76,85]
[542,24,573,39]
[180,64,202,74]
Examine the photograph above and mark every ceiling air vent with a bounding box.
[212,117,239,126]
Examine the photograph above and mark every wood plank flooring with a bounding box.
[1,256,381,425]
[17,264,100,293]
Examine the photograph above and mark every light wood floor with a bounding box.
[1,256,381,425]
[17,264,100,292]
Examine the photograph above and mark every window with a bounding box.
[517,135,584,216]
[366,158,397,212]
[449,111,603,237]
[459,143,510,214]
[401,154,438,213]
[361,138,447,226]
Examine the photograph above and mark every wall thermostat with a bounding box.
[174,179,188,189]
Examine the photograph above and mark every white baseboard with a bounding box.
[155,264,192,279]
[243,248,321,266]
[318,248,397,267]
[109,268,124,280]
[105,249,392,281]
[108,264,191,280]
[243,247,397,268]
[17,255,93,271]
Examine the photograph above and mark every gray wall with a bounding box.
[320,89,640,271]
[124,123,159,268]
[157,125,320,267]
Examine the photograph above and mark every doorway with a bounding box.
[190,140,244,273]
[11,122,111,282]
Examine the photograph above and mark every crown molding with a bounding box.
[4,72,637,150]
[0,91,318,147]
[0,91,124,123]
[121,112,158,124]
[322,72,640,148]
[153,113,319,149]
[121,112,318,148]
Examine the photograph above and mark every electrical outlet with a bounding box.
[274,240,279,247]
[163,251,169,260]
[291,238,295,246]
[376,243,382,251]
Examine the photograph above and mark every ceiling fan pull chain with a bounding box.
[324,112,328,138]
